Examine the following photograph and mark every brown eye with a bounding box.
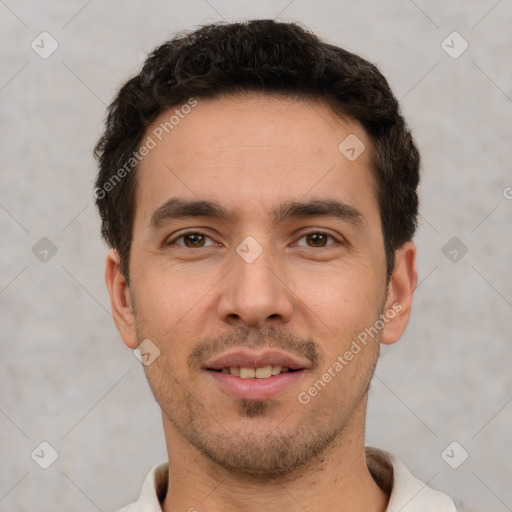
[168,232,215,248]
[296,232,336,248]
[183,234,206,247]
[307,233,328,247]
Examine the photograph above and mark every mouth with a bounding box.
[211,365,297,378]
[203,350,309,400]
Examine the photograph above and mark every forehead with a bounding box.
[134,93,378,227]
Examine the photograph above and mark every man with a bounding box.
[94,19,457,512]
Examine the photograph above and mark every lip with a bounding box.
[203,349,310,371]
[203,349,310,401]
[206,369,306,400]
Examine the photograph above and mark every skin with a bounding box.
[105,93,417,512]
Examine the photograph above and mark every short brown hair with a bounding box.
[94,19,420,283]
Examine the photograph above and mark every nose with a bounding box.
[217,240,294,330]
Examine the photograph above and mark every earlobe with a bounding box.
[380,242,418,345]
[105,249,139,349]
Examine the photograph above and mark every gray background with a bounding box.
[1,1,511,511]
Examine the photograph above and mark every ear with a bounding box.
[105,249,139,349]
[380,242,418,345]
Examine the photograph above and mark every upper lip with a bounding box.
[204,349,310,371]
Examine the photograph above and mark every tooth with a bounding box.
[281,367,290,373]
[221,368,229,374]
[230,367,241,377]
[240,367,256,379]
[271,365,282,375]
[256,365,272,379]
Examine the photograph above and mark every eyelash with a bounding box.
[166,231,340,249]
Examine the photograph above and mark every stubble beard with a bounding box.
[147,348,380,480]
[137,307,384,479]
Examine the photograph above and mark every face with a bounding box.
[106,93,416,476]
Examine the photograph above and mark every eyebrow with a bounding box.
[148,197,365,229]
[272,199,364,227]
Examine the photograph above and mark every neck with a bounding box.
[161,399,388,512]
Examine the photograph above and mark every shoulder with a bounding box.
[113,462,169,512]
[366,447,457,512]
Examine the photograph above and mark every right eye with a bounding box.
[166,232,218,249]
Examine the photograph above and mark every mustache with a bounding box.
[188,326,322,370]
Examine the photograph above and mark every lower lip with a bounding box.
[206,370,305,400]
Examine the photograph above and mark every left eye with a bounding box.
[170,233,216,248]
[296,232,336,248]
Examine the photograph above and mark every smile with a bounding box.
[214,365,294,379]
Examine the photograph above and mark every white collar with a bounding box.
[116,447,457,512]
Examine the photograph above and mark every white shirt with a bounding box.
[116,447,458,512]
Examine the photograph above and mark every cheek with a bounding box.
[293,262,381,338]
[132,271,208,399]
[129,265,210,361]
